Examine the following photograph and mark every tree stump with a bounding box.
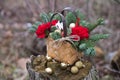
[26,55,99,80]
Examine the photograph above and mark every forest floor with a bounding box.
[0,15,120,80]
[0,0,120,80]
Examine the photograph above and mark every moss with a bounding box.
[32,55,92,80]
[32,55,47,71]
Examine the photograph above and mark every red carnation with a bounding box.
[71,26,89,40]
[36,20,58,38]
[71,18,89,40]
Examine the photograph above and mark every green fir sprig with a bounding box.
[29,9,109,56]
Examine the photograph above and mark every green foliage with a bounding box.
[29,10,109,57]
[53,15,61,21]
[48,12,54,19]
[29,27,36,33]
[67,28,72,35]
[84,47,95,56]
[79,40,95,50]
[50,32,62,40]
[80,20,91,27]
[45,30,50,37]
[29,12,51,33]
[29,21,42,33]
[89,34,109,41]
[48,12,62,21]
[79,43,87,50]
[88,18,104,31]
[50,26,57,32]
[97,18,105,25]
[40,13,50,22]
[77,33,109,56]
[78,39,96,56]
[74,41,80,46]
[75,10,85,20]
[65,12,76,27]
[78,33,109,56]
[73,41,80,50]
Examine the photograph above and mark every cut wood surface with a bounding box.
[26,55,99,80]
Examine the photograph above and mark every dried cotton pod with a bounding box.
[45,67,53,74]
[61,63,67,69]
[75,61,84,69]
[46,55,52,61]
[71,66,79,74]
[69,23,75,28]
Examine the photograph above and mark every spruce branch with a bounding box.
[29,21,42,33]
[78,40,95,50]
[84,47,95,56]
[75,10,85,20]
[40,13,50,22]
[50,32,62,40]
[89,34,109,41]
[89,18,104,31]
[65,12,76,27]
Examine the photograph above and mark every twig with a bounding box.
[114,0,120,4]
[105,65,120,74]
[86,0,90,21]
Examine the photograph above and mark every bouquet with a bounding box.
[29,7,109,74]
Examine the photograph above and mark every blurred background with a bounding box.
[0,0,120,80]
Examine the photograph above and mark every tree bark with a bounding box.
[26,55,99,80]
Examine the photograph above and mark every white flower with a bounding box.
[69,23,75,28]
[55,21,63,30]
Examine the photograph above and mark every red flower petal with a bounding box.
[51,20,58,25]
[35,20,58,38]
[71,26,89,40]
[38,34,45,38]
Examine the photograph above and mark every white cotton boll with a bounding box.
[55,21,63,30]
[46,55,52,61]
[69,23,75,28]
[71,66,79,74]
[60,63,67,69]
[45,67,53,74]
[75,61,84,69]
